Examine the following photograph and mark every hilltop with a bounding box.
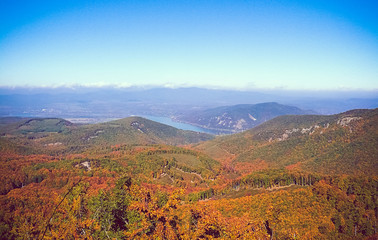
[177,102,312,133]
[0,117,72,135]
[195,108,378,176]
[59,116,214,146]
[0,116,214,154]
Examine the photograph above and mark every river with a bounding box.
[140,115,220,135]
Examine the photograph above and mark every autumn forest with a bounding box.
[0,109,377,239]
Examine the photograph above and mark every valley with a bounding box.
[0,108,377,239]
[2,0,377,238]
[176,102,313,133]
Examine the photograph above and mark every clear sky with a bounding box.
[0,0,377,91]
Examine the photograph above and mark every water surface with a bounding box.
[141,115,219,135]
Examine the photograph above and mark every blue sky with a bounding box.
[0,0,377,91]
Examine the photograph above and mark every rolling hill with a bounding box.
[56,116,214,147]
[0,109,377,239]
[177,102,312,133]
[0,117,72,135]
[0,116,214,153]
[195,108,378,176]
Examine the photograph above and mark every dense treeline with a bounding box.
[1,174,376,239]
[186,169,322,201]
[233,169,321,189]
[1,147,376,239]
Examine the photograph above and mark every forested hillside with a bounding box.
[177,102,312,133]
[0,117,214,154]
[0,110,377,239]
[196,108,378,176]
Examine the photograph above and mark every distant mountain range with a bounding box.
[0,87,377,121]
[176,102,313,133]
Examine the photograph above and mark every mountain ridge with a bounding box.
[177,102,313,133]
[1,87,376,119]
[0,116,214,153]
[195,108,378,176]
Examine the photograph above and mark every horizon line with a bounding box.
[0,83,377,93]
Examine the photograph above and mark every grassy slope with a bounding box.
[0,117,72,135]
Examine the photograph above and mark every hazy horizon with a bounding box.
[0,85,377,99]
